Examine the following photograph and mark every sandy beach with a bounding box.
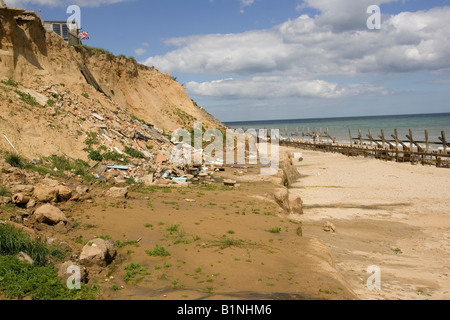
[285,147,450,300]
[33,146,446,301]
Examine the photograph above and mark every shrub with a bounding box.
[1,78,19,87]
[88,150,103,162]
[15,90,40,107]
[5,153,25,168]
[47,99,55,107]
[124,147,144,159]
[145,245,170,257]
[81,93,89,99]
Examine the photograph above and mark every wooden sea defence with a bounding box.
[276,128,450,168]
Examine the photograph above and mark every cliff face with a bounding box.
[0,7,225,159]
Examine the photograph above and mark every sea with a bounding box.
[225,113,450,146]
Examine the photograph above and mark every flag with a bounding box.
[79,31,89,40]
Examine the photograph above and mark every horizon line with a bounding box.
[223,112,450,124]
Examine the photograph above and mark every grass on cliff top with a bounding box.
[3,152,94,181]
[0,224,98,300]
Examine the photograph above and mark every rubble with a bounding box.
[79,238,117,267]
[33,204,68,226]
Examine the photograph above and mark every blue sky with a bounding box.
[6,0,450,122]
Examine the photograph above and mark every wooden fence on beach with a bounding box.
[275,128,450,168]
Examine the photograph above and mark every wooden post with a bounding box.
[439,131,448,154]
[296,127,299,140]
[307,128,310,142]
[425,130,429,153]
[302,128,305,141]
[393,129,399,162]
[319,128,323,143]
[358,128,363,147]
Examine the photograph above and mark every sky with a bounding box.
[5,0,450,122]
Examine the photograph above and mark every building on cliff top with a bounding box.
[43,20,82,45]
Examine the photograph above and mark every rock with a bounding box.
[58,261,88,284]
[26,198,37,209]
[33,185,58,203]
[223,179,237,186]
[288,193,304,215]
[33,204,68,225]
[41,178,60,187]
[12,193,30,205]
[296,226,303,237]
[76,186,89,195]
[79,238,117,267]
[57,185,72,202]
[0,196,10,205]
[11,185,34,196]
[142,174,154,186]
[106,187,128,198]
[280,151,301,188]
[323,222,336,233]
[16,252,34,265]
[273,188,290,213]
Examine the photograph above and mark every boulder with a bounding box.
[323,222,336,233]
[34,204,67,225]
[223,179,237,187]
[11,185,34,196]
[33,185,58,203]
[142,174,154,186]
[26,198,36,209]
[76,185,89,195]
[288,193,304,215]
[57,261,88,284]
[273,188,290,213]
[57,185,72,202]
[12,193,30,205]
[79,238,117,267]
[106,187,128,198]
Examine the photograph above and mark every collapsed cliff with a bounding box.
[0,7,225,160]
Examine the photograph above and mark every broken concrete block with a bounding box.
[106,187,128,198]
[33,185,58,203]
[34,204,68,226]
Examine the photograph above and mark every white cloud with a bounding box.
[185,77,389,99]
[134,48,147,56]
[144,6,450,78]
[4,0,130,7]
[239,0,255,13]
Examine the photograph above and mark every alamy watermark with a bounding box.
[170,121,280,176]
[66,265,81,290]
[367,5,381,30]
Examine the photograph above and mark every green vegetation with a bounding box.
[392,248,403,255]
[0,224,97,300]
[71,44,114,57]
[5,153,25,168]
[123,263,150,284]
[2,152,93,181]
[145,245,170,257]
[1,78,19,88]
[47,99,55,107]
[115,240,140,248]
[0,186,11,197]
[124,146,144,159]
[81,93,89,99]
[268,227,281,234]
[15,90,40,107]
